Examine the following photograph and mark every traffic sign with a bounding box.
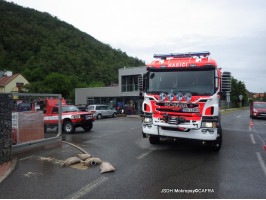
[226,92,230,103]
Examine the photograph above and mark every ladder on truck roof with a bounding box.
[154,51,210,59]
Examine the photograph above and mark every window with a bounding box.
[121,75,140,92]
[148,70,215,95]
[62,106,79,112]
[16,82,24,91]
[87,98,94,105]
[94,97,101,104]
[87,105,95,110]
[101,106,107,110]
[16,82,24,87]
[52,107,58,114]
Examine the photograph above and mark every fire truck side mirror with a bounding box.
[221,71,231,93]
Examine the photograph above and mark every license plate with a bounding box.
[86,115,92,119]
[182,108,200,113]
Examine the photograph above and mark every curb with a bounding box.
[0,157,17,184]
[127,115,141,118]
[221,107,248,115]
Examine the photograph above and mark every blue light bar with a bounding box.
[154,51,210,59]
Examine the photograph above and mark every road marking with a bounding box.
[250,134,256,144]
[65,176,108,199]
[256,152,266,177]
[252,126,265,144]
[20,156,33,161]
[255,133,265,144]
[137,150,153,160]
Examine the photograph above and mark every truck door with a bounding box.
[45,107,59,125]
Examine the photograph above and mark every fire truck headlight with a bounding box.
[167,93,174,101]
[202,122,213,128]
[143,117,152,123]
[159,93,166,101]
[253,108,258,113]
[176,93,183,101]
[71,115,81,119]
[184,93,192,102]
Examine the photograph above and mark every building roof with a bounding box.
[0,73,20,87]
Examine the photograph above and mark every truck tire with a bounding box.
[83,122,93,131]
[63,121,75,134]
[209,126,222,152]
[149,135,160,144]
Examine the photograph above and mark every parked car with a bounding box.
[250,102,266,118]
[75,105,87,111]
[87,105,117,119]
[17,103,32,112]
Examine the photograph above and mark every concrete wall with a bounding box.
[75,86,120,105]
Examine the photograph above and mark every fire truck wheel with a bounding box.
[209,126,222,152]
[149,135,160,144]
[63,121,75,134]
[83,122,93,131]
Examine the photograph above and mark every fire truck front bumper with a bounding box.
[142,123,218,141]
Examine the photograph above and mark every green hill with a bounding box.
[0,1,145,99]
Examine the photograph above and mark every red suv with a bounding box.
[250,102,266,118]
[39,99,95,133]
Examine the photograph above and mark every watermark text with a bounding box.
[161,188,214,194]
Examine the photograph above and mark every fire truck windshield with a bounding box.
[147,69,215,95]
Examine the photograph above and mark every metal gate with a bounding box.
[9,93,62,154]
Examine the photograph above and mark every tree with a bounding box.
[0,1,145,99]
[230,77,248,107]
[262,93,266,102]
[43,73,72,97]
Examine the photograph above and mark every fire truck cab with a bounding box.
[140,51,231,151]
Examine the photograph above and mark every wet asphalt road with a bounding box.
[0,110,266,199]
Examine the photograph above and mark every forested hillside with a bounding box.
[0,1,145,99]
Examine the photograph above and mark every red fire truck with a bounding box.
[140,51,231,151]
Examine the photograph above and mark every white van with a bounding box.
[87,105,117,119]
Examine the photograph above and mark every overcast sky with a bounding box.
[6,0,266,93]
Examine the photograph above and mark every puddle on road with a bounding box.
[24,171,42,178]
[38,156,63,165]
[70,163,88,170]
